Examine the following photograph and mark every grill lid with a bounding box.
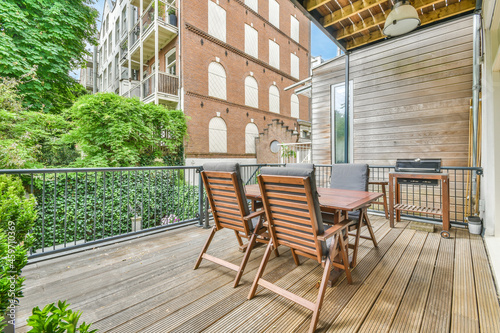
[395,158,441,173]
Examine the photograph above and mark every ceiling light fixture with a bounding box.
[383,0,420,37]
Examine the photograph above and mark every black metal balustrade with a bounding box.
[0,164,481,259]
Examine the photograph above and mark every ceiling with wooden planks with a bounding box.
[294,0,477,50]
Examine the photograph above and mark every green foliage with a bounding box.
[0,76,78,169]
[0,175,37,245]
[0,175,37,329]
[280,145,297,159]
[65,93,187,167]
[31,171,198,250]
[27,300,97,333]
[0,0,98,113]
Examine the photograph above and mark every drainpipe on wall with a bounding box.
[93,45,98,93]
[471,13,482,215]
[344,53,350,164]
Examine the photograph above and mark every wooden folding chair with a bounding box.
[194,162,274,287]
[248,167,352,333]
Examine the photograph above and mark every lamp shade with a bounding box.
[383,1,420,37]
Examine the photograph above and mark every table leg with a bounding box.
[389,174,395,228]
[381,183,389,219]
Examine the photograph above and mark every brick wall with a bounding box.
[256,119,299,164]
[180,0,310,159]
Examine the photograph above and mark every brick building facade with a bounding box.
[96,0,310,165]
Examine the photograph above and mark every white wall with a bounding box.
[481,1,500,237]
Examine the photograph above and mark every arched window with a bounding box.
[209,117,227,153]
[291,94,299,118]
[269,85,280,113]
[208,62,227,100]
[245,76,259,108]
[245,123,259,154]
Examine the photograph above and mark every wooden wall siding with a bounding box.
[311,16,473,166]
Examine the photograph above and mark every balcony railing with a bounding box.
[278,143,312,164]
[141,0,177,33]
[142,72,179,98]
[0,164,481,259]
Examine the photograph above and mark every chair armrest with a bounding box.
[243,209,266,222]
[317,220,352,241]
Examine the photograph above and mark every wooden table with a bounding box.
[245,184,383,283]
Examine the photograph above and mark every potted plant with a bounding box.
[168,8,177,26]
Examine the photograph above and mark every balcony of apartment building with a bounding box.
[128,0,178,65]
[119,0,178,105]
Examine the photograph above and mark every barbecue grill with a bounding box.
[390,158,450,238]
[395,158,442,186]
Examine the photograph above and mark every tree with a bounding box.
[65,93,188,167]
[0,76,78,169]
[0,0,98,113]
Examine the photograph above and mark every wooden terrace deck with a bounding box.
[17,215,500,332]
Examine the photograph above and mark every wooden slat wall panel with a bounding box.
[311,16,473,166]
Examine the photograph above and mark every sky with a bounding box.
[72,1,338,79]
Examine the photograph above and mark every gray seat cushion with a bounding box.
[330,164,368,221]
[285,163,315,171]
[330,164,369,192]
[260,166,328,256]
[203,162,253,230]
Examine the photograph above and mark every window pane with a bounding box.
[245,123,259,153]
[209,117,227,153]
[245,76,258,108]
[208,62,227,100]
[290,16,299,42]
[290,53,299,79]
[334,85,346,163]
[244,0,258,12]
[208,1,226,42]
[269,0,279,28]
[269,40,280,69]
[269,85,280,113]
[245,24,258,58]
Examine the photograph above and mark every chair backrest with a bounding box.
[202,162,252,235]
[330,164,369,191]
[285,163,315,171]
[259,167,327,262]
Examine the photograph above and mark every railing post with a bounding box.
[197,166,204,227]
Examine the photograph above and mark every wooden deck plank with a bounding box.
[358,231,428,333]
[451,229,479,333]
[420,229,456,332]
[15,216,500,333]
[252,217,392,333]
[289,221,411,333]
[234,217,390,333]
[325,228,416,333]
[137,251,294,333]
[108,247,294,332]
[389,232,441,333]
[470,234,500,332]
[17,227,240,331]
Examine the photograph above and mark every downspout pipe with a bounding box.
[93,45,98,93]
[345,53,350,163]
[471,13,481,214]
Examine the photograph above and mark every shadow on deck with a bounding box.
[17,215,500,332]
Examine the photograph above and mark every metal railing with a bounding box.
[1,164,481,259]
[238,164,481,225]
[1,166,205,259]
[278,143,312,164]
